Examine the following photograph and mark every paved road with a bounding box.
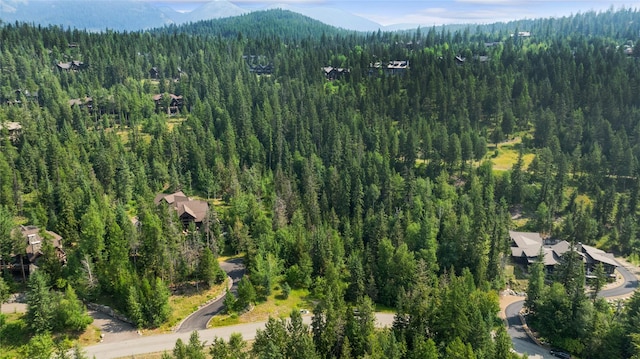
[599,262,638,298]
[85,313,395,359]
[176,257,245,332]
[505,261,639,359]
[505,301,547,359]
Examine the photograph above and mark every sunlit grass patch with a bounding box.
[489,138,535,171]
[209,288,313,328]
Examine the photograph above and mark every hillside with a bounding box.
[156,9,353,39]
[1,8,640,359]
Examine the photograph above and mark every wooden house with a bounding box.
[1,225,67,278]
[154,191,209,229]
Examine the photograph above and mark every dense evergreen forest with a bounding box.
[1,8,640,358]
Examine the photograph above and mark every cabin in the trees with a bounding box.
[369,60,409,75]
[149,67,160,79]
[154,191,209,229]
[455,56,466,65]
[69,96,94,111]
[153,93,183,115]
[510,231,617,276]
[249,64,274,75]
[244,55,274,75]
[2,225,67,277]
[4,89,38,107]
[322,66,350,80]
[57,60,88,71]
[511,31,531,38]
[0,121,22,142]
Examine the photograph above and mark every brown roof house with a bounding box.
[153,93,183,115]
[8,225,67,276]
[57,60,88,71]
[154,191,209,229]
[0,121,22,142]
[510,231,618,276]
[69,97,94,111]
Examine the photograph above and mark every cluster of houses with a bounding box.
[2,190,209,280]
[510,231,619,278]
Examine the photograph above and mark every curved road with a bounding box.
[85,313,395,358]
[176,257,245,332]
[505,261,639,359]
[83,258,637,359]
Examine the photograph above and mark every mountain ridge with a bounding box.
[0,0,385,32]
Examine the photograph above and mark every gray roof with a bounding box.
[581,244,619,267]
[509,231,543,257]
[510,231,618,268]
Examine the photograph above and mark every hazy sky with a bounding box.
[141,0,640,26]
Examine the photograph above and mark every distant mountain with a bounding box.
[0,0,168,31]
[0,0,398,33]
[158,0,247,25]
[264,3,382,32]
[183,1,247,23]
[0,0,173,31]
[158,9,351,40]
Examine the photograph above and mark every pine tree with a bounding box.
[26,270,53,334]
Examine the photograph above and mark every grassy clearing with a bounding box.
[167,117,186,132]
[217,253,244,263]
[209,287,313,328]
[488,138,535,171]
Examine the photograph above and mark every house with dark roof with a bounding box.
[152,93,183,115]
[1,225,67,277]
[154,191,209,229]
[149,67,160,79]
[322,66,350,80]
[244,55,273,75]
[57,60,88,71]
[510,231,618,276]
